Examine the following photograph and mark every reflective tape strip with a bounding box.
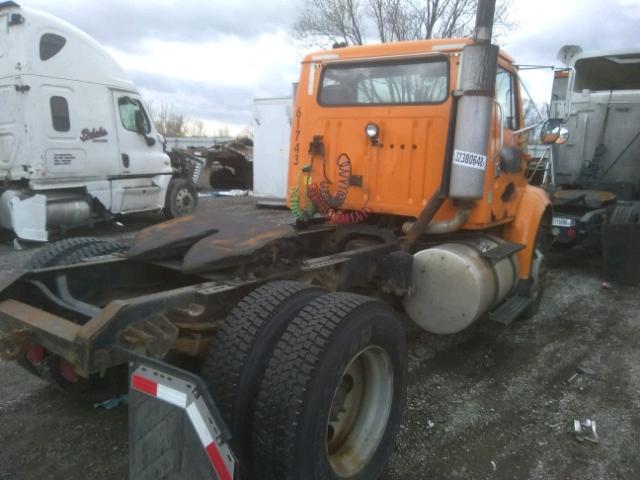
[308,64,316,95]
[156,384,188,408]
[132,374,157,396]
[186,402,214,446]
[187,402,232,480]
[205,443,233,480]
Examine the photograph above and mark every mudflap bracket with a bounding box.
[120,347,238,480]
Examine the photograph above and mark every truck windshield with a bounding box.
[574,54,640,92]
[319,57,448,106]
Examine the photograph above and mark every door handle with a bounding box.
[122,153,130,168]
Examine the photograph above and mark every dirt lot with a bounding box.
[1,197,639,480]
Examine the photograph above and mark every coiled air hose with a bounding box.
[290,168,316,221]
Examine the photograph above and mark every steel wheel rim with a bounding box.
[326,346,394,477]
[174,187,194,215]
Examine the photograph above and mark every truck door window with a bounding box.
[496,68,519,130]
[319,57,449,106]
[50,96,70,132]
[118,97,151,133]
[40,33,66,61]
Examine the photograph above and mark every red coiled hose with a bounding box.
[307,183,370,225]
[319,153,351,209]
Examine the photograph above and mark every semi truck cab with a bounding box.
[0,2,198,241]
[548,47,640,248]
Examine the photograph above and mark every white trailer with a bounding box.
[252,96,293,203]
[0,2,199,241]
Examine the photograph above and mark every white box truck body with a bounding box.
[252,97,293,202]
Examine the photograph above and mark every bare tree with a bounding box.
[215,125,231,138]
[150,103,187,137]
[147,102,212,137]
[294,0,366,47]
[294,0,515,47]
[185,119,209,137]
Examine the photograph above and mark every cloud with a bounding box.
[19,0,640,132]
[129,67,296,134]
[105,31,299,89]
[20,0,298,50]
[104,30,301,134]
[502,0,640,106]
[20,1,302,135]
[505,0,640,66]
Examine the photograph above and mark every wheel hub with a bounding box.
[326,346,394,477]
[174,187,194,215]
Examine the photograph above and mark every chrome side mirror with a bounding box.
[541,119,569,145]
[555,126,570,145]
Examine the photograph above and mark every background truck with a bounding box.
[0,2,200,242]
[546,47,640,268]
[0,1,560,478]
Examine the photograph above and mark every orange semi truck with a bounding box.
[0,2,564,479]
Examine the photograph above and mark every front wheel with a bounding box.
[252,292,408,480]
[522,220,551,318]
[163,177,198,219]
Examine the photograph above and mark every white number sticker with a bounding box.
[552,217,575,228]
[453,149,487,171]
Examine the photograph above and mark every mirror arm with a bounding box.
[512,124,538,136]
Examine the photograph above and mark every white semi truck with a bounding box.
[0,2,200,241]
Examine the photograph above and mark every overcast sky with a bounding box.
[20,0,640,135]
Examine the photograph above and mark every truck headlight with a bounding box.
[365,123,379,145]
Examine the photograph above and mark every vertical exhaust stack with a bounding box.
[448,0,499,200]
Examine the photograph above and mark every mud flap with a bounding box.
[602,224,640,285]
[127,355,238,480]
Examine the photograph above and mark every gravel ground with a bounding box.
[1,197,639,480]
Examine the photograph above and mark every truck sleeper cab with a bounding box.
[0,3,198,241]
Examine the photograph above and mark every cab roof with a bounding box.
[302,37,515,64]
[0,3,135,91]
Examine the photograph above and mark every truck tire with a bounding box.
[252,292,408,480]
[522,220,551,319]
[27,237,128,269]
[609,203,640,224]
[201,281,325,479]
[163,177,198,219]
[209,167,238,190]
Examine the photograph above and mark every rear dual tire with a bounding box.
[201,281,325,479]
[203,284,407,480]
[252,292,408,480]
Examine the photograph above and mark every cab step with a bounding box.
[482,242,524,261]
[490,295,531,325]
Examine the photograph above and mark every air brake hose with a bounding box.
[319,154,351,209]
[290,167,316,221]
